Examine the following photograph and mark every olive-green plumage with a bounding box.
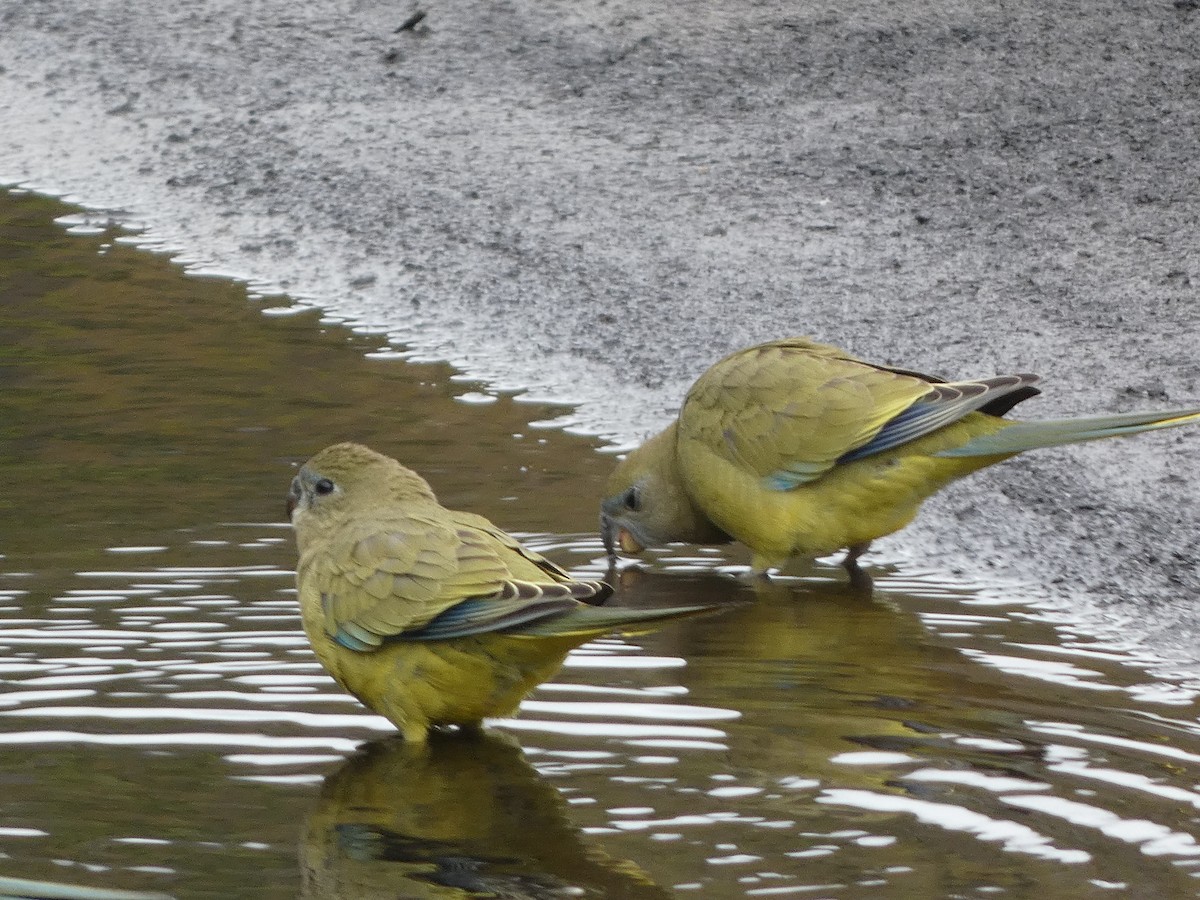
[288,442,713,742]
[600,337,1200,577]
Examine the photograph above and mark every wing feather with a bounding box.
[679,338,935,490]
[311,506,611,651]
[678,338,1040,492]
[839,374,1040,463]
[447,510,577,582]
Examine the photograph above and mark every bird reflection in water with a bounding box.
[300,731,671,899]
[601,563,1011,777]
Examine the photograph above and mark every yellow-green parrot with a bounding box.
[288,442,713,742]
[600,337,1200,579]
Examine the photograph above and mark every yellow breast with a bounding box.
[299,589,577,740]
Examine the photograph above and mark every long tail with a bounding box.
[512,602,720,638]
[936,407,1200,458]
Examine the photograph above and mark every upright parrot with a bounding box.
[600,337,1200,578]
[288,442,714,742]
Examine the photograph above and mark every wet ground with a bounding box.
[6,190,1200,898]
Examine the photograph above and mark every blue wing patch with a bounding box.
[396,594,578,641]
[760,374,1041,489]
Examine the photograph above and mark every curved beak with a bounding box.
[286,475,303,521]
[599,512,644,559]
[618,528,644,554]
[600,512,617,557]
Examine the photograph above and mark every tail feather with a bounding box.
[936,408,1200,458]
[511,603,720,638]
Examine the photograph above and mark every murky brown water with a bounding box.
[4,188,1200,899]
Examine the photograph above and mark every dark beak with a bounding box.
[286,476,302,521]
[600,512,617,558]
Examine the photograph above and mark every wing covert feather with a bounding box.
[448,510,576,582]
[313,512,467,644]
[310,508,609,651]
[678,338,935,487]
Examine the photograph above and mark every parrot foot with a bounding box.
[842,543,874,594]
[746,555,779,579]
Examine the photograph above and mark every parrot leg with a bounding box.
[842,543,874,593]
[747,554,777,579]
[400,721,432,743]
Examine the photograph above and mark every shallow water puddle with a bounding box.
[3,188,1200,898]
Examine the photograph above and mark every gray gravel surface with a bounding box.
[2,0,1198,651]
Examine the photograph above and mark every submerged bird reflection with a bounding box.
[301,731,671,899]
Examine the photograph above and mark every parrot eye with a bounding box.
[622,486,641,512]
[314,477,336,496]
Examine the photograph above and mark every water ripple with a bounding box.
[5,525,1200,895]
[816,789,1092,864]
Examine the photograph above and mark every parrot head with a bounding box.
[600,425,732,560]
[287,442,437,535]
